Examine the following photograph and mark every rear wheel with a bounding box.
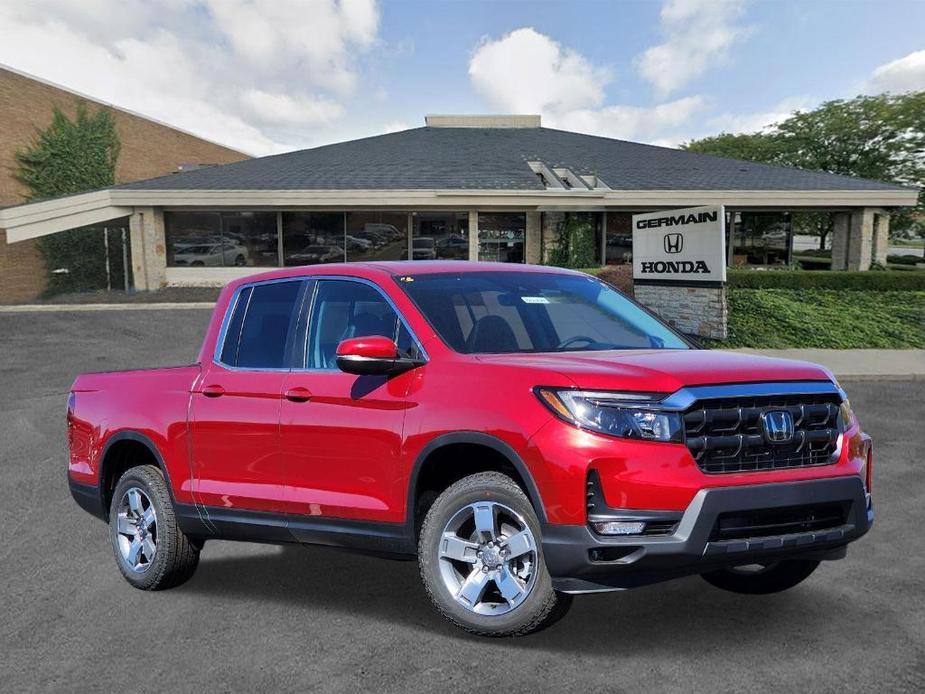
[701,559,820,595]
[109,465,200,590]
[418,471,571,636]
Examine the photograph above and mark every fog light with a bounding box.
[592,520,646,535]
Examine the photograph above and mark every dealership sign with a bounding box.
[632,205,726,283]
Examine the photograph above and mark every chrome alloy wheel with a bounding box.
[115,487,158,573]
[437,501,538,616]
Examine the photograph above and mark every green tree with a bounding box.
[15,104,122,294]
[682,131,788,164]
[684,92,925,245]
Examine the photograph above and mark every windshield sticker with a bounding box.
[521,296,550,304]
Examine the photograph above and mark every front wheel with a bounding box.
[701,559,820,595]
[109,465,200,590]
[418,471,571,636]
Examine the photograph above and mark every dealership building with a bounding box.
[0,113,917,300]
[0,65,249,303]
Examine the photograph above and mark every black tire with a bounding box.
[108,465,200,590]
[701,559,820,595]
[418,471,572,637]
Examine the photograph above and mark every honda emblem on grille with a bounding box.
[761,410,794,443]
[663,233,683,254]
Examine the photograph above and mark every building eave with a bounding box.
[110,187,918,208]
[1,186,918,242]
[0,190,132,242]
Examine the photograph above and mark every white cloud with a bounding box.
[469,28,612,113]
[0,0,381,155]
[468,27,706,147]
[637,0,752,97]
[707,96,812,134]
[203,0,378,94]
[240,90,344,126]
[381,120,412,134]
[864,50,925,94]
[548,96,709,143]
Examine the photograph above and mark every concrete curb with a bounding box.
[836,373,925,382]
[0,302,215,312]
[730,348,925,382]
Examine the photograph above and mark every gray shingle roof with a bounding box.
[116,126,910,192]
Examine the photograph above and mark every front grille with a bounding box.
[683,393,841,474]
[710,502,850,541]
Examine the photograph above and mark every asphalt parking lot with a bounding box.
[1,308,923,693]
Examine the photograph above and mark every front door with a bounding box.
[190,279,308,515]
[278,279,422,523]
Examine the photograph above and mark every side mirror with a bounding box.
[335,335,424,376]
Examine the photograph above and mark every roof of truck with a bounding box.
[230,260,582,286]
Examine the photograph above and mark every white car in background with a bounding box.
[173,241,249,267]
[411,237,437,260]
[345,235,374,251]
[365,223,403,241]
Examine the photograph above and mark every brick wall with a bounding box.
[634,283,728,340]
[0,66,249,303]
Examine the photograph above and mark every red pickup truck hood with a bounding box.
[474,349,833,394]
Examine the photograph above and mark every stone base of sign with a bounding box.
[634,283,728,340]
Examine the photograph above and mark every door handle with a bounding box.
[202,384,225,398]
[284,387,312,403]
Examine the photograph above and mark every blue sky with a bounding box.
[1,0,923,155]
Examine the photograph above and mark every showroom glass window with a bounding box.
[730,212,792,266]
[282,212,345,266]
[345,212,409,262]
[412,212,469,261]
[165,211,278,268]
[478,212,524,263]
[604,212,636,265]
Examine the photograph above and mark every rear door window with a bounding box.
[219,280,305,369]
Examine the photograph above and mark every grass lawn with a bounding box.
[721,289,925,348]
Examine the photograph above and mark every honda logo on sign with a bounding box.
[761,410,795,443]
[663,233,683,254]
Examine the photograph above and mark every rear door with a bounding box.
[190,279,309,514]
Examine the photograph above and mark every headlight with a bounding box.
[535,388,682,442]
[839,399,856,432]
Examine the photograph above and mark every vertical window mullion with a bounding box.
[277,212,284,267]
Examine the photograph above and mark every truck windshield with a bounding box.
[396,271,690,354]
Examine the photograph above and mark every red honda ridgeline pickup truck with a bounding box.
[67,262,873,636]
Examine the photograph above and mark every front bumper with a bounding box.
[543,476,873,593]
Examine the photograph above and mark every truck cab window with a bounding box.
[220,281,303,369]
[307,280,404,369]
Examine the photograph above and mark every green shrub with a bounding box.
[723,289,925,348]
[727,269,925,290]
[888,254,925,266]
[793,248,832,258]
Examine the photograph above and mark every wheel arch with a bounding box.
[407,432,547,537]
[98,431,175,521]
